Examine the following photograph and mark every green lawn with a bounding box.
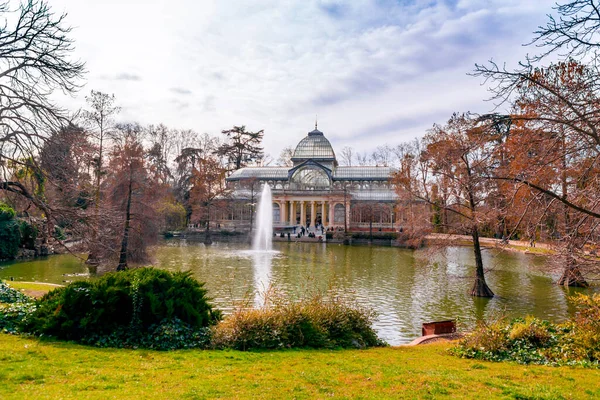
[5,281,62,298]
[0,334,599,399]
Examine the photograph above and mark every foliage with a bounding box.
[212,291,384,350]
[22,268,221,344]
[19,220,38,249]
[157,201,187,232]
[0,281,35,334]
[0,204,20,259]
[81,318,212,351]
[0,281,32,304]
[102,131,161,268]
[0,203,16,221]
[452,294,600,367]
[0,220,20,260]
[189,157,229,228]
[216,125,264,171]
[0,302,37,334]
[53,226,66,241]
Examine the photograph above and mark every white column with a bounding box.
[280,201,287,224]
[321,201,326,225]
[310,201,316,227]
[289,201,296,225]
[300,201,306,226]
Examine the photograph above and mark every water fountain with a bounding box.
[253,184,273,251]
[251,184,274,306]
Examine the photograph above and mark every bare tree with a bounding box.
[531,0,600,61]
[0,0,85,241]
[370,144,393,167]
[339,146,354,166]
[355,152,369,166]
[394,114,498,297]
[277,146,294,167]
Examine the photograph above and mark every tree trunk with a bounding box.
[204,204,213,245]
[116,173,133,271]
[470,225,494,297]
[88,128,104,265]
[557,253,588,287]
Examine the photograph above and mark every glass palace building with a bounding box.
[220,125,399,231]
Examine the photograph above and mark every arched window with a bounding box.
[290,166,330,190]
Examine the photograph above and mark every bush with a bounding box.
[0,281,35,334]
[81,318,212,350]
[23,268,221,345]
[0,302,37,334]
[212,291,384,350]
[452,294,600,366]
[19,220,38,249]
[0,202,16,221]
[0,281,32,304]
[0,220,20,260]
[53,225,66,241]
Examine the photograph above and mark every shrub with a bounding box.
[0,302,36,334]
[53,225,66,241]
[81,318,212,350]
[22,268,221,344]
[0,281,35,334]
[453,294,600,366]
[0,203,20,260]
[212,291,384,350]
[508,316,552,345]
[0,202,16,221]
[0,281,32,304]
[19,220,38,249]
[555,293,600,362]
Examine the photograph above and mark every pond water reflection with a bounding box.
[0,240,595,345]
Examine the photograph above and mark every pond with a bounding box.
[0,240,594,345]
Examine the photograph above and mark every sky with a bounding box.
[50,0,557,160]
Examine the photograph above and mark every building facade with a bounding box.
[218,125,401,231]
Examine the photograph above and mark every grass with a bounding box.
[6,281,62,298]
[0,334,599,399]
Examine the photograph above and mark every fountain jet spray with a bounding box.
[253,184,273,251]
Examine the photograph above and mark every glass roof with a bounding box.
[333,167,396,180]
[291,129,336,160]
[349,189,398,201]
[227,166,396,182]
[227,167,288,180]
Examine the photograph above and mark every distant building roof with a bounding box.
[227,167,288,181]
[227,166,395,181]
[334,166,395,180]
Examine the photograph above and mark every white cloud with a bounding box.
[51,0,557,157]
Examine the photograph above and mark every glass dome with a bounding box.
[291,128,336,161]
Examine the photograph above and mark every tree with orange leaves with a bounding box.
[477,60,600,286]
[394,113,497,297]
[189,156,230,245]
[102,124,159,270]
